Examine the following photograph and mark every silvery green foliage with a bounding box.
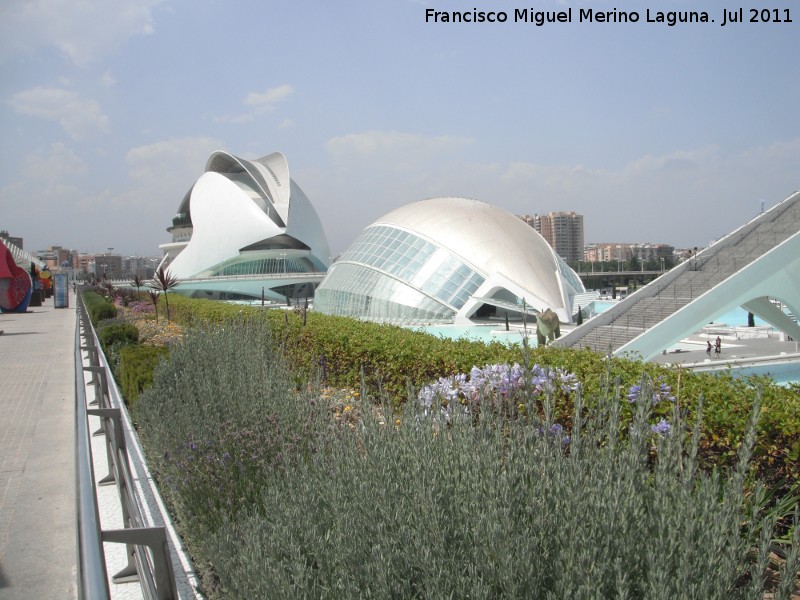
[135,320,797,599]
[133,316,328,564]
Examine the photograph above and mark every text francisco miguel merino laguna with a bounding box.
[425,7,793,27]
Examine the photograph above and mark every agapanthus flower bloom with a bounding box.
[627,377,675,405]
[417,362,579,417]
[650,418,671,435]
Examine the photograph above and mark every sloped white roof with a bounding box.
[375,197,570,310]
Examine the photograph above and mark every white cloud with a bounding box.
[22,142,88,181]
[213,113,256,125]
[244,84,294,112]
[493,140,800,245]
[8,87,110,139]
[126,137,221,176]
[122,136,224,206]
[310,135,800,255]
[0,0,168,66]
[325,130,474,163]
[100,69,117,87]
[215,84,295,124]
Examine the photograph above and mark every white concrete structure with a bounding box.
[315,197,590,325]
[618,227,800,361]
[556,190,800,361]
[160,151,330,302]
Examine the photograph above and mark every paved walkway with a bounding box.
[0,294,78,599]
[651,332,800,372]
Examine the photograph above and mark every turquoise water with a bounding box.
[412,304,797,383]
[706,361,800,386]
[412,324,528,345]
[415,306,776,346]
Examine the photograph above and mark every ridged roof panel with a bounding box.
[373,197,574,306]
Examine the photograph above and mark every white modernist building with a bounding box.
[160,151,331,302]
[314,197,591,325]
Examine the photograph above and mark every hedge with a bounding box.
[158,295,800,487]
[117,344,170,407]
[83,290,117,323]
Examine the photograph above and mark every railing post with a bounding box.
[103,528,178,599]
[75,291,180,600]
[75,302,112,600]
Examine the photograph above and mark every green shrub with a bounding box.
[98,322,139,347]
[134,318,800,599]
[134,317,327,592]
[83,290,117,323]
[157,295,800,486]
[95,321,139,378]
[117,344,169,407]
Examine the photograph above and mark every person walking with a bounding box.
[706,340,712,356]
[714,336,721,357]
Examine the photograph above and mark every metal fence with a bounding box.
[75,292,178,599]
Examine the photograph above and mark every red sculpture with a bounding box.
[0,244,32,313]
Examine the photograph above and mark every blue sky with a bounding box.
[1,0,798,257]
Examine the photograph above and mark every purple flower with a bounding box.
[627,384,642,402]
[627,377,675,405]
[417,362,580,413]
[650,418,671,435]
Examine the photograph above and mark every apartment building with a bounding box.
[518,211,584,263]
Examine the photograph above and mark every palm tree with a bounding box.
[151,266,180,322]
[148,290,160,324]
[131,274,144,299]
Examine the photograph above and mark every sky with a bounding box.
[1,0,798,258]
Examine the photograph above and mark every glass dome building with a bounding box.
[314,197,589,325]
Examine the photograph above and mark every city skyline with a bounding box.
[1,0,798,257]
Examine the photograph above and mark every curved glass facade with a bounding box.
[554,252,583,293]
[315,197,586,325]
[211,257,315,277]
[315,225,485,323]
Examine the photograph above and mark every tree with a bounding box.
[748,312,755,327]
[151,266,179,322]
[148,290,160,324]
[576,305,583,325]
[131,274,144,298]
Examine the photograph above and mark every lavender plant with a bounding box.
[133,316,329,589]
[217,378,794,597]
[134,319,798,599]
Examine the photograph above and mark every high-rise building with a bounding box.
[519,211,584,263]
[93,254,123,279]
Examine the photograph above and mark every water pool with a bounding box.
[411,324,530,345]
[698,360,800,386]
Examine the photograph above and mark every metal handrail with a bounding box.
[75,292,178,599]
[75,313,112,599]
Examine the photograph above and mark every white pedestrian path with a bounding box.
[1,293,201,599]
